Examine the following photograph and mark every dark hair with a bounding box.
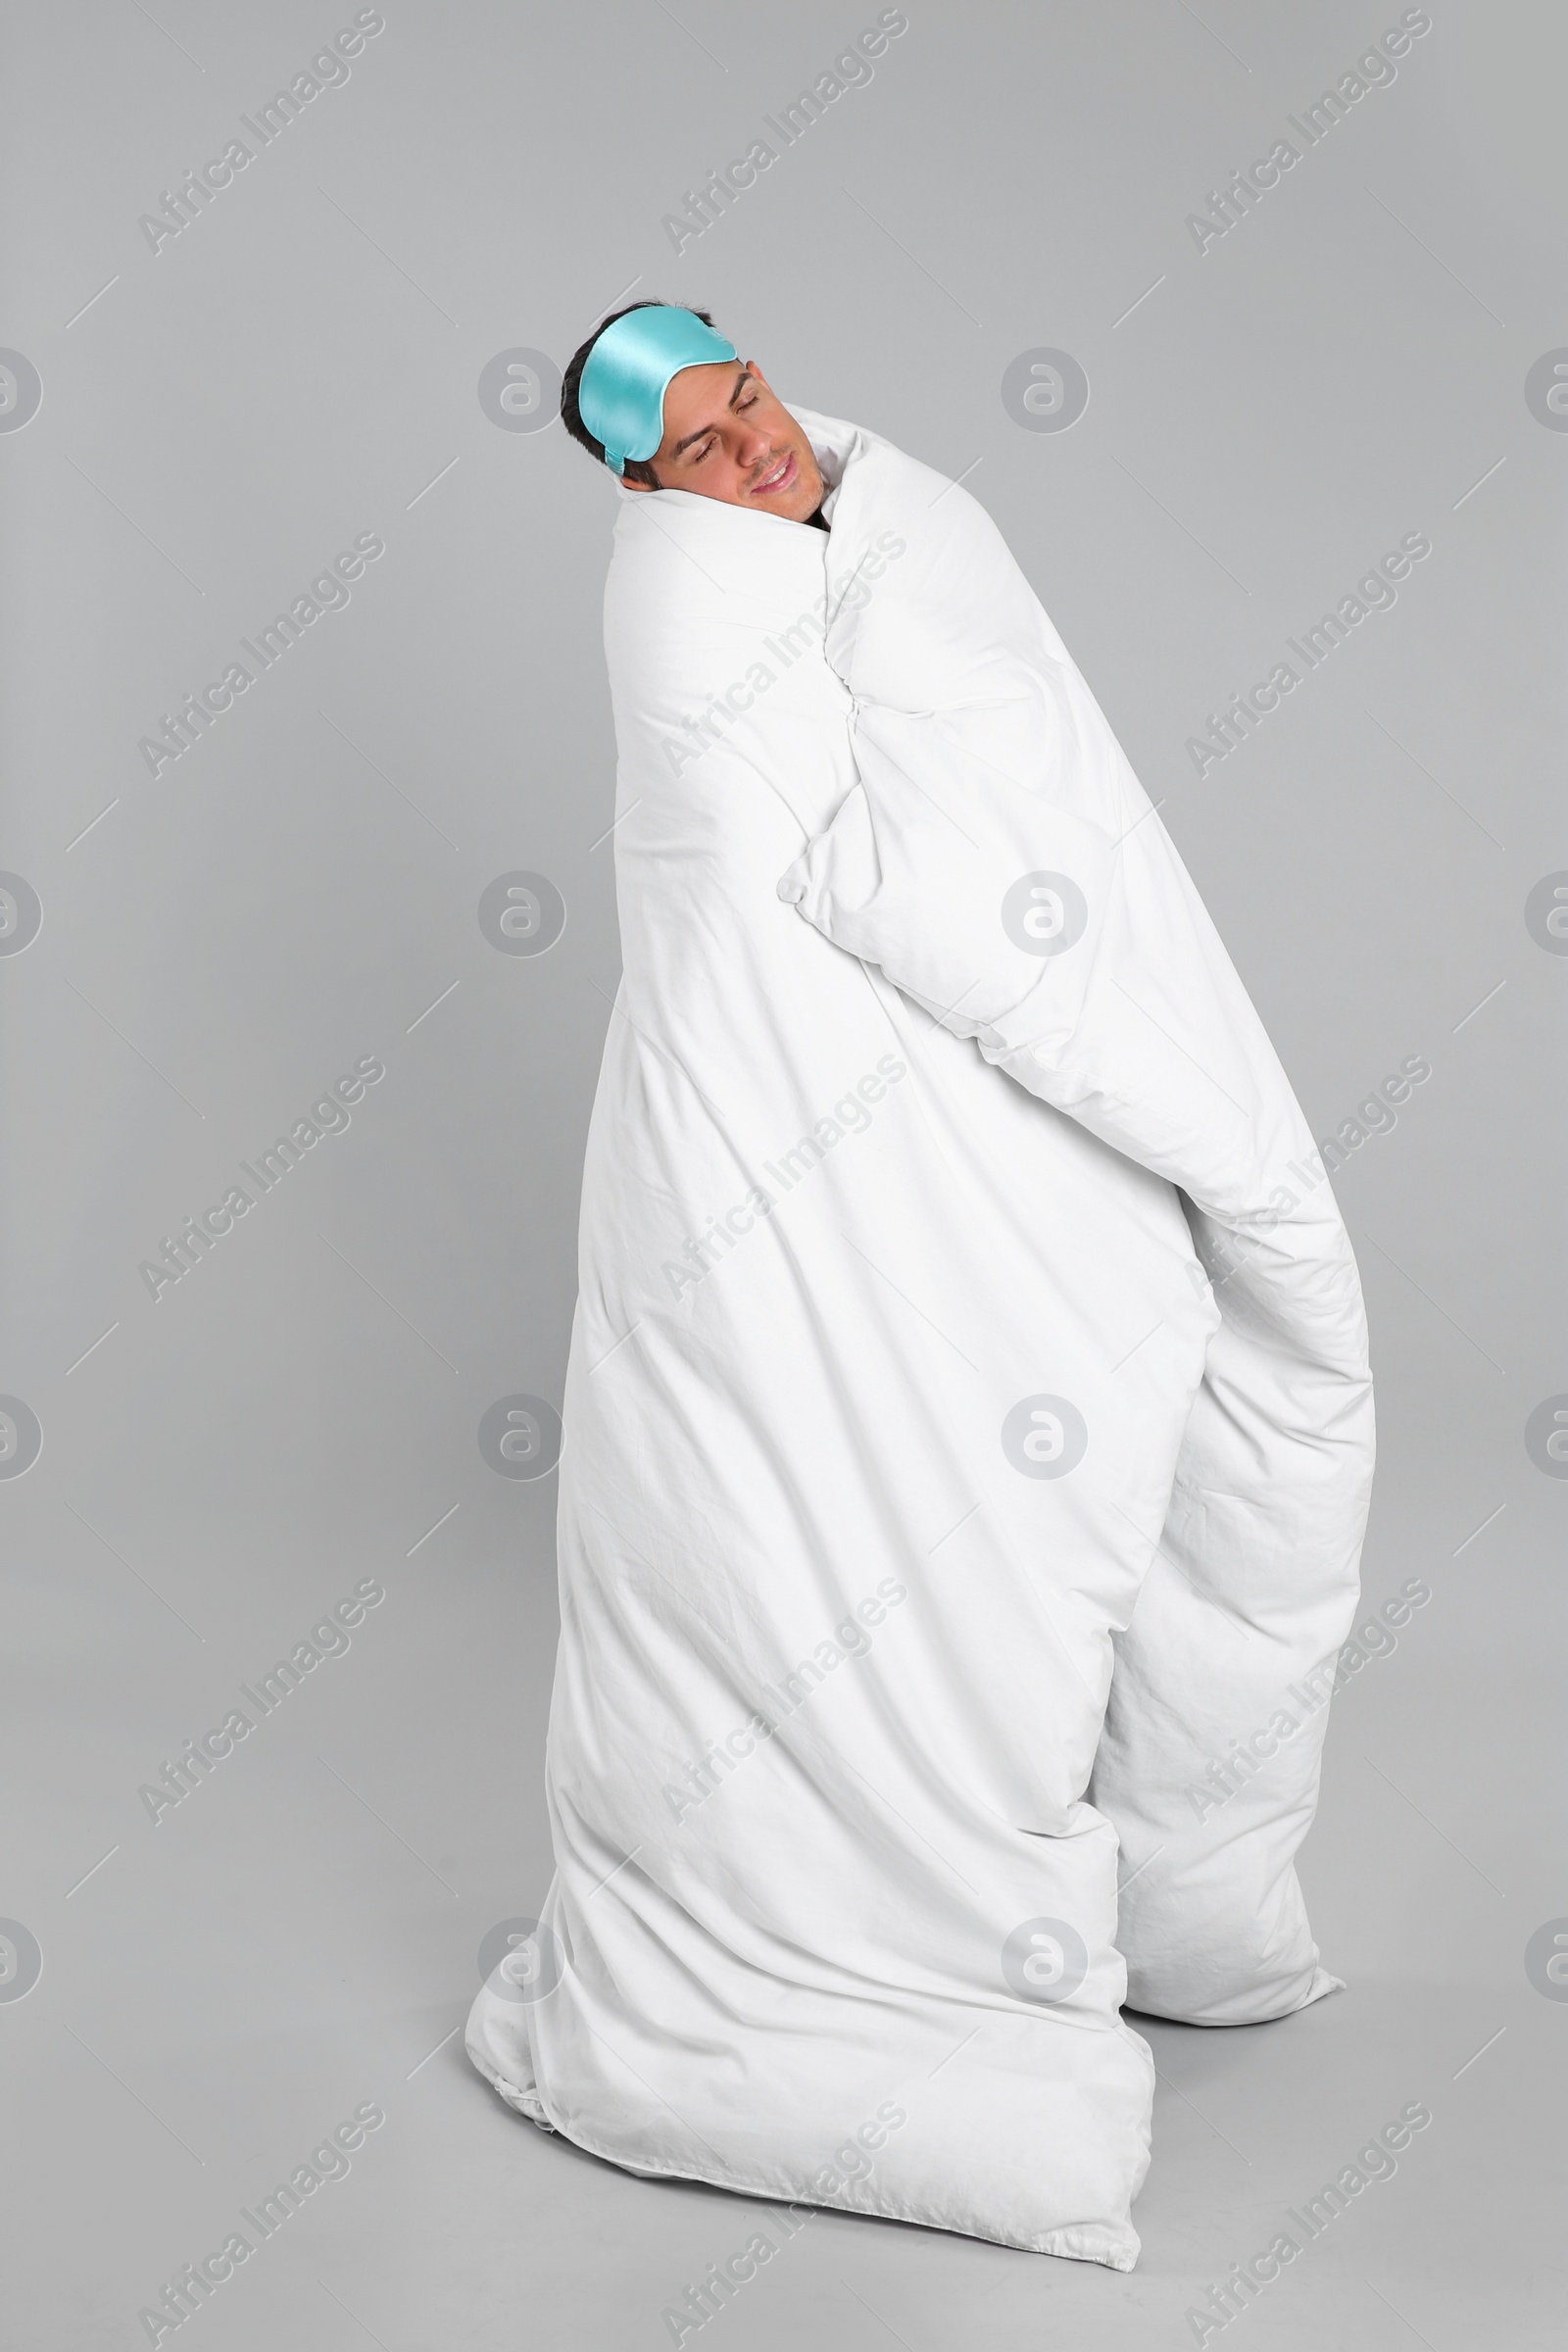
[560,299,724,490]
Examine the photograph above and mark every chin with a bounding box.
[792,458,825,514]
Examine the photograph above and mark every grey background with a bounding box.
[2,0,1564,2343]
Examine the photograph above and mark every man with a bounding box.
[470,302,1374,2272]
[561,298,828,524]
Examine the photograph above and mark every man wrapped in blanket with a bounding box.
[466,302,1375,2270]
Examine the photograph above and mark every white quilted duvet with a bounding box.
[466,407,1376,2269]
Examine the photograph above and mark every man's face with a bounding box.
[624,360,825,522]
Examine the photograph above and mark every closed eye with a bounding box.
[691,390,759,463]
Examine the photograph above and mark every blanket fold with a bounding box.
[466,407,1374,2264]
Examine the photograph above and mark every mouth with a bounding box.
[751,448,798,498]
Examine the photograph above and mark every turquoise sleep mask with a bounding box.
[578,307,740,475]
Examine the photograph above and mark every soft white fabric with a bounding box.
[466,409,1375,2268]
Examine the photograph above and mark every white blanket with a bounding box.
[466,408,1375,2269]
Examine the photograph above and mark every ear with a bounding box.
[620,472,657,494]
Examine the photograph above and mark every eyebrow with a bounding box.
[669,366,751,458]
